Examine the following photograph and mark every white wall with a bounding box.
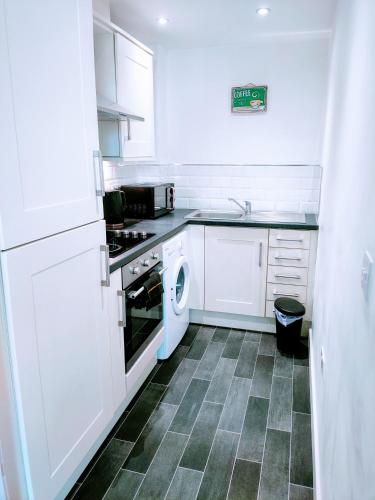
[92,0,110,20]
[159,34,330,165]
[312,0,375,498]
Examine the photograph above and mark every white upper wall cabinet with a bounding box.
[0,0,103,251]
[116,34,155,159]
[0,221,112,500]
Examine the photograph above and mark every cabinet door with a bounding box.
[0,221,112,500]
[205,226,268,316]
[115,34,155,159]
[0,0,103,251]
[105,268,127,413]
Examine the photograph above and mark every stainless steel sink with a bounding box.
[185,209,306,224]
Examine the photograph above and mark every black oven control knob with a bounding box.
[130,266,140,275]
[151,252,159,260]
[141,259,150,267]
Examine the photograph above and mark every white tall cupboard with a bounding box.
[0,0,103,251]
[0,221,112,500]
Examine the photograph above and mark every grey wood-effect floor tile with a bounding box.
[234,341,258,379]
[274,351,294,378]
[194,341,225,380]
[135,432,188,500]
[116,384,166,441]
[289,484,314,500]
[170,378,210,434]
[205,357,237,404]
[250,355,274,399]
[293,366,311,413]
[74,440,133,500]
[237,396,269,462]
[258,429,290,500]
[103,470,144,500]
[180,401,223,471]
[218,377,251,433]
[290,412,313,488]
[222,329,245,359]
[162,358,199,405]
[246,330,262,342]
[212,326,230,343]
[293,356,309,367]
[165,467,203,500]
[268,376,293,432]
[186,326,215,360]
[151,346,188,385]
[196,430,239,500]
[179,323,200,347]
[258,334,276,356]
[123,403,177,473]
[227,459,261,500]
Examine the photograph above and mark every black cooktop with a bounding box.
[106,229,155,258]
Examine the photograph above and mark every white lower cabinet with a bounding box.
[187,225,205,310]
[0,221,113,500]
[204,226,268,316]
[105,268,127,414]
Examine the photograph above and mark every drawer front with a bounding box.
[266,299,306,318]
[269,229,310,249]
[268,247,309,268]
[267,265,308,286]
[267,283,307,303]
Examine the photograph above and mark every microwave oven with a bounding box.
[120,182,175,219]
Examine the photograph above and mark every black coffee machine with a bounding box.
[103,190,127,228]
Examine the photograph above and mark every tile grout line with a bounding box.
[288,356,296,500]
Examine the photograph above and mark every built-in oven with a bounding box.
[121,244,165,372]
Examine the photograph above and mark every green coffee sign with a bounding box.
[232,85,268,113]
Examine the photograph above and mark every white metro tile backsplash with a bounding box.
[103,162,322,214]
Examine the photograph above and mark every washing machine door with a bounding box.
[171,255,190,315]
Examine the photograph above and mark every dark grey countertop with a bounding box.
[109,209,319,273]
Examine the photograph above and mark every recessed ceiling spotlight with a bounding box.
[256,7,271,16]
[157,16,169,25]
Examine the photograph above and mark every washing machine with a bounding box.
[158,231,190,359]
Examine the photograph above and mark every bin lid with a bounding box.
[274,297,305,316]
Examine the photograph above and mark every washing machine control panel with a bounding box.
[122,243,163,288]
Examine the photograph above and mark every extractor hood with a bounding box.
[96,95,144,122]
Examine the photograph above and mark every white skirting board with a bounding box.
[190,309,276,332]
[309,329,322,500]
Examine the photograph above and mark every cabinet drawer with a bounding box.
[267,265,308,286]
[267,283,307,303]
[268,247,309,268]
[269,229,310,249]
[266,299,306,318]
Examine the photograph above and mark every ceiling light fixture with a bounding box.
[256,7,271,16]
[157,16,169,25]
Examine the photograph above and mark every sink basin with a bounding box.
[185,210,306,224]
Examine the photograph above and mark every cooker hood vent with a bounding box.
[97,95,144,122]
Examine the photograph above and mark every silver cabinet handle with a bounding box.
[93,150,105,197]
[276,236,303,242]
[100,245,110,287]
[275,256,302,261]
[127,117,131,141]
[117,290,126,327]
[274,273,301,279]
[273,291,300,297]
[259,242,263,267]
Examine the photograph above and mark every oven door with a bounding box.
[124,265,164,372]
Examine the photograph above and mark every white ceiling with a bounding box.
[110,0,338,49]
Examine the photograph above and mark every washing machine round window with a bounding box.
[172,255,190,315]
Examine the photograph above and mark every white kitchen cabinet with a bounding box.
[105,268,127,413]
[0,221,112,500]
[187,225,205,310]
[0,0,103,251]
[116,34,155,159]
[205,226,268,316]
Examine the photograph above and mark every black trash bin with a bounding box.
[274,297,307,357]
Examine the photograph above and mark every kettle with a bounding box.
[103,190,126,225]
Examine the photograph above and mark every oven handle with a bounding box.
[127,266,168,300]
